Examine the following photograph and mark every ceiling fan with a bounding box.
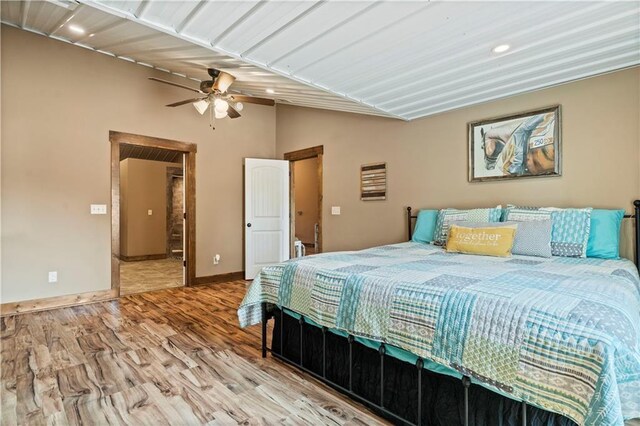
[149,68,275,127]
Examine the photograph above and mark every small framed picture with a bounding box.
[468,105,561,182]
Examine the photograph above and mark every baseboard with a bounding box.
[1,288,119,317]
[120,254,167,262]
[194,271,245,285]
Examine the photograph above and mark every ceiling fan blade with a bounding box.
[212,71,236,93]
[229,94,275,106]
[227,105,241,119]
[166,97,207,107]
[149,77,201,93]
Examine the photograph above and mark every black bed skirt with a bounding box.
[271,307,576,426]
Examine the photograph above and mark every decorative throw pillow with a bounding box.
[459,220,552,258]
[412,209,439,244]
[587,209,625,259]
[433,207,502,245]
[504,206,592,257]
[446,224,517,257]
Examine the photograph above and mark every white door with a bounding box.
[245,159,290,280]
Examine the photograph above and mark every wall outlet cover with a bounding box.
[148,209,153,216]
[331,206,341,215]
[48,271,58,283]
[90,204,107,215]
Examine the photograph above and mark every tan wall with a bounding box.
[293,158,319,245]
[120,158,181,257]
[276,67,640,259]
[1,26,275,303]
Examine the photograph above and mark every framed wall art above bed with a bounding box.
[468,105,561,182]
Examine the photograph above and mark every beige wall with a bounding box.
[293,157,319,245]
[1,23,638,304]
[276,67,640,258]
[1,25,275,303]
[120,158,181,257]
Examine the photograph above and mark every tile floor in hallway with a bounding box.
[120,258,183,296]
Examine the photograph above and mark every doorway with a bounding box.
[284,145,323,257]
[110,131,197,296]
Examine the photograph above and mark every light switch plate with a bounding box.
[331,206,341,215]
[148,209,153,216]
[48,271,58,283]
[90,204,107,215]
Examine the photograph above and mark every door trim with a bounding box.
[284,145,323,256]
[166,167,184,259]
[110,131,197,295]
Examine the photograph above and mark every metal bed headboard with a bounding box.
[407,200,640,270]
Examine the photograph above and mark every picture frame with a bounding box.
[468,105,561,182]
[360,162,387,201]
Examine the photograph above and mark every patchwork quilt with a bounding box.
[237,242,640,426]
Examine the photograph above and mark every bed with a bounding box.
[238,201,640,426]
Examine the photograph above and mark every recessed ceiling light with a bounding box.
[265,88,275,94]
[492,44,510,54]
[68,24,85,34]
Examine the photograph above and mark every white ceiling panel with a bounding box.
[136,1,197,29]
[216,1,321,55]
[180,1,262,44]
[3,1,639,121]
[346,2,635,99]
[2,0,390,117]
[248,1,375,66]
[272,2,426,76]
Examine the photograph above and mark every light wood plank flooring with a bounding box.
[0,281,389,425]
[120,258,183,295]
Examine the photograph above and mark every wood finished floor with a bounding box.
[0,281,389,426]
[120,258,183,296]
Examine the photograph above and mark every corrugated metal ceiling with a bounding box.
[3,1,639,121]
[120,144,183,163]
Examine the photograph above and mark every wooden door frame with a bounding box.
[166,167,184,258]
[284,145,323,256]
[110,131,197,295]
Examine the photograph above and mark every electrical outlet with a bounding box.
[213,254,221,265]
[48,271,58,283]
[90,204,107,215]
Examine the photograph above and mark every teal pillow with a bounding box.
[412,210,439,243]
[587,209,625,259]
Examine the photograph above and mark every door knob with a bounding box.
[247,223,252,228]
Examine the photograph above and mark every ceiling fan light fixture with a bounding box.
[193,99,209,115]
[149,68,275,129]
[214,99,229,113]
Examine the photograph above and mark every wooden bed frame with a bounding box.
[259,200,640,425]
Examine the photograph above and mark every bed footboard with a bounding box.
[261,305,577,426]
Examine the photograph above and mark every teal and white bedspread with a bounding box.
[237,242,640,425]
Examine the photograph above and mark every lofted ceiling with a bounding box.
[3,1,639,121]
